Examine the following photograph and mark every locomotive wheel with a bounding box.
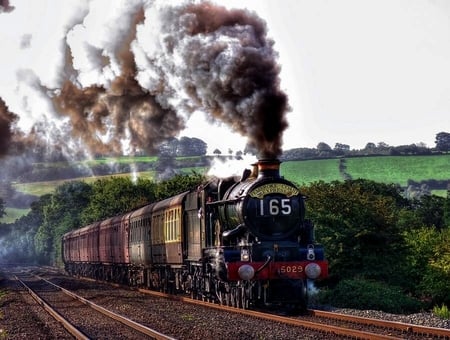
[230,287,237,307]
[191,274,202,300]
[241,286,248,309]
[222,290,231,306]
[222,283,232,306]
[286,279,308,314]
[190,278,198,299]
[217,282,226,305]
[238,287,245,309]
[231,286,243,308]
[226,289,232,306]
[190,279,199,300]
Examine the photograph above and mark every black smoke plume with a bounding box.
[137,2,289,158]
[182,3,289,158]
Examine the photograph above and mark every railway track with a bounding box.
[138,288,450,339]
[307,309,450,339]
[12,271,175,340]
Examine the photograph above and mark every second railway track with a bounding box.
[307,309,450,339]
[13,270,174,340]
[139,287,450,340]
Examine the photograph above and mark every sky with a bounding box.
[1,0,449,156]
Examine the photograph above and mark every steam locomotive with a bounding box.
[62,159,327,311]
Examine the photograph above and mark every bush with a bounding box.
[319,279,424,314]
[433,304,450,319]
[403,227,450,306]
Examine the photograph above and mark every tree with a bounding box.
[158,137,179,156]
[364,142,376,150]
[334,143,350,152]
[177,137,207,156]
[5,197,50,262]
[443,189,450,227]
[281,147,318,160]
[80,177,156,224]
[316,142,333,158]
[243,142,257,156]
[334,143,350,156]
[317,142,332,152]
[0,197,5,218]
[301,179,408,284]
[435,132,450,152]
[403,227,450,305]
[35,182,92,264]
[317,142,334,157]
[377,142,390,149]
[413,195,446,230]
[213,148,222,156]
[155,172,205,200]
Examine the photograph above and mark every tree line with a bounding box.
[4,130,450,166]
[1,174,449,312]
[281,131,450,161]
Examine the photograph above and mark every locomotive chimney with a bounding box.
[256,159,281,179]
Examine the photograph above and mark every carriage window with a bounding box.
[162,207,181,242]
[176,208,181,240]
[171,210,174,241]
[152,213,164,244]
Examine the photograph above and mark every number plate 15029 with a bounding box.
[278,264,303,275]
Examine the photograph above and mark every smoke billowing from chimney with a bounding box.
[137,2,289,158]
[1,0,289,160]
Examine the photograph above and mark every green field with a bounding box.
[281,155,450,193]
[345,155,450,186]
[280,159,342,185]
[32,156,159,168]
[2,207,30,224]
[12,170,158,197]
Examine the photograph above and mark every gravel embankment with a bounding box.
[327,307,450,330]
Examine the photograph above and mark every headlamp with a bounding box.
[241,248,250,262]
[238,264,255,280]
[305,263,321,279]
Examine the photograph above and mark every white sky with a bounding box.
[1,0,450,154]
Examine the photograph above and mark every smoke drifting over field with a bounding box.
[0,0,288,160]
